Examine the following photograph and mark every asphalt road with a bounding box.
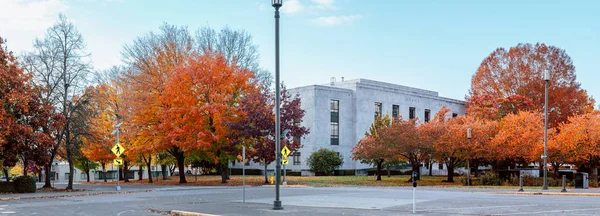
[1,184,600,215]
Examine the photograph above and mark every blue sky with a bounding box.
[1,0,598,103]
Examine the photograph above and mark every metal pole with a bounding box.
[561,175,567,192]
[273,6,283,210]
[467,128,471,186]
[116,128,121,191]
[543,79,549,190]
[283,163,287,185]
[243,146,246,203]
[412,187,416,214]
[518,172,524,192]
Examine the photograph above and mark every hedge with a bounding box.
[12,176,36,193]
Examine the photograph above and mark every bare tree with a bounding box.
[195,26,272,88]
[23,14,91,189]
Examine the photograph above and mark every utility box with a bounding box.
[575,172,589,189]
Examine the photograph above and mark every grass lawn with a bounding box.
[84,175,465,187]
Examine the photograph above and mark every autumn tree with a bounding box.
[0,37,60,178]
[122,24,194,183]
[81,85,117,182]
[352,113,393,181]
[468,43,594,127]
[490,111,543,173]
[554,112,600,180]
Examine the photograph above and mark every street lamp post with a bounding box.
[272,0,284,210]
[542,70,550,190]
[467,128,472,186]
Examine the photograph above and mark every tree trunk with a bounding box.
[473,160,480,177]
[66,145,74,190]
[43,164,52,187]
[446,159,455,183]
[429,159,433,176]
[38,170,42,182]
[3,168,9,182]
[591,164,598,181]
[411,162,420,181]
[221,163,228,184]
[387,164,391,178]
[174,150,187,183]
[264,163,269,183]
[161,165,168,180]
[146,158,153,183]
[123,160,129,182]
[23,162,29,177]
[138,166,143,181]
[376,160,383,181]
[102,163,107,183]
[552,162,560,179]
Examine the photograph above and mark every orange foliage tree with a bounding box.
[80,84,117,182]
[490,111,543,171]
[554,112,600,180]
[352,113,393,181]
[468,43,594,127]
[159,52,253,183]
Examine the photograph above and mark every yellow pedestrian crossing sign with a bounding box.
[111,143,125,157]
[113,158,123,166]
[281,146,290,158]
[282,158,289,165]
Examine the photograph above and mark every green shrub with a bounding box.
[0,181,15,193]
[307,148,343,176]
[479,172,503,186]
[13,176,36,193]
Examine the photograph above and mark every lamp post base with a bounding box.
[273,200,283,210]
[542,186,548,190]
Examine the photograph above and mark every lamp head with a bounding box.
[272,0,282,8]
[467,128,472,139]
[544,70,550,81]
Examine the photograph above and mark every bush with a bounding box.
[0,181,15,193]
[307,148,343,176]
[478,172,504,186]
[13,176,36,193]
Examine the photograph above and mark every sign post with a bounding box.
[243,146,246,203]
[412,172,418,214]
[281,146,290,185]
[111,123,124,191]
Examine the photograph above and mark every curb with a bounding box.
[495,192,600,196]
[171,210,221,216]
[0,197,20,201]
[17,189,154,200]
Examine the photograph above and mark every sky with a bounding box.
[1,0,599,103]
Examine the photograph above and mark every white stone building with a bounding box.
[232,78,466,175]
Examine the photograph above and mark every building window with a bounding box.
[409,107,416,119]
[330,100,339,145]
[293,152,301,165]
[424,109,431,122]
[439,163,444,170]
[452,113,458,118]
[374,102,382,120]
[392,105,399,119]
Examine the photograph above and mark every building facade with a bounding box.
[232,78,466,175]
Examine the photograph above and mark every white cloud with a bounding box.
[311,0,335,9]
[281,0,303,14]
[0,0,68,52]
[311,15,361,26]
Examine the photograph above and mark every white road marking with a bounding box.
[425,204,537,211]
[117,210,134,216]
[501,208,600,215]
[0,211,16,214]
